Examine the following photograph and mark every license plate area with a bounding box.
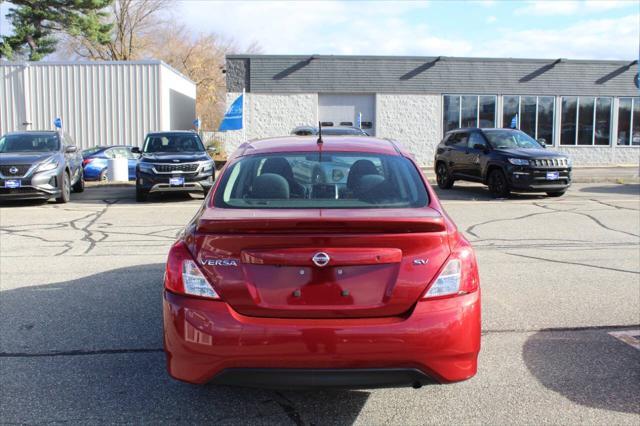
[3,180,21,188]
[546,171,560,180]
[169,177,185,186]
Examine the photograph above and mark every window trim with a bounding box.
[560,96,613,147]
[501,95,556,145]
[616,97,639,147]
[442,94,497,136]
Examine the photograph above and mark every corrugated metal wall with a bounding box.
[0,64,28,134]
[0,62,163,149]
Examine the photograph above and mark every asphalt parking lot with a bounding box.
[1,182,639,425]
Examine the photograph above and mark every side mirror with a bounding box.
[65,145,77,153]
[131,147,141,154]
[537,138,547,148]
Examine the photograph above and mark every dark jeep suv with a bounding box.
[133,131,215,202]
[434,128,571,198]
[0,131,84,203]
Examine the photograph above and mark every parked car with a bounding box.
[0,131,84,203]
[291,125,370,136]
[163,136,481,388]
[81,145,138,181]
[434,128,572,198]
[133,131,215,202]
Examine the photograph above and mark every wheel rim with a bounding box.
[490,173,504,194]
[100,171,107,181]
[437,164,447,185]
[64,175,70,198]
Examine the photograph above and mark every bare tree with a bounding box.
[61,0,172,60]
[56,0,261,129]
[147,25,262,129]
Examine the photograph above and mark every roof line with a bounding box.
[225,54,635,65]
[384,138,402,155]
[0,59,195,84]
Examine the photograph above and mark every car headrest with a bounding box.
[353,174,385,198]
[250,173,290,199]
[262,157,294,181]
[347,159,378,189]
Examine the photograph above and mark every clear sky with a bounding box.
[1,0,638,60]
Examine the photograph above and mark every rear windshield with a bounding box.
[0,134,60,153]
[214,152,428,209]
[143,134,204,153]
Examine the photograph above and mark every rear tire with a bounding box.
[546,191,566,197]
[55,172,71,204]
[436,162,454,189]
[487,169,510,198]
[135,186,148,202]
[72,170,85,193]
[99,169,108,183]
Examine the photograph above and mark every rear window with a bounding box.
[214,152,428,209]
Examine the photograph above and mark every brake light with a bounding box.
[423,244,479,299]
[82,158,94,166]
[165,241,220,299]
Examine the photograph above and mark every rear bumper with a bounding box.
[163,290,481,387]
[211,368,436,389]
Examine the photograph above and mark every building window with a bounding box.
[502,95,555,145]
[443,95,496,135]
[617,97,640,146]
[443,95,460,133]
[560,96,612,145]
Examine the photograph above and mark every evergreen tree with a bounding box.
[0,0,113,60]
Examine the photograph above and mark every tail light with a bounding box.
[422,243,479,300]
[165,241,220,300]
[82,158,94,166]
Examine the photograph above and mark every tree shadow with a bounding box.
[0,264,370,424]
[522,329,640,415]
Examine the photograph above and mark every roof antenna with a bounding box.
[317,121,323,145]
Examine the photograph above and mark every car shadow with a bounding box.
[579,184,640,196]
[522,329,640,415]
[0,199,51,208]
[0,264,370,424]
[432,184,548,202]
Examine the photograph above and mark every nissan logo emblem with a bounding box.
[9,167,18,174]
[312,252,330,267]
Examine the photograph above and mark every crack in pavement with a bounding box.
[533,202,640,238]
[68,199,118,254]
[0,348,163,358]
[273,392,305,426]
[465,210,560,239]
[505,252,640,275]
[590,198,640,212]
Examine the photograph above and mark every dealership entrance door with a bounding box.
[318,94,375,135]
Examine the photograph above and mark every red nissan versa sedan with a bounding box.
[163,136,481,389]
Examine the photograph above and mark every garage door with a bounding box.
[318,94,375,135]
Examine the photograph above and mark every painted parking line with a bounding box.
[608,330,640,350]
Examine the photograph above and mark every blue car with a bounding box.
[82,146,139,181]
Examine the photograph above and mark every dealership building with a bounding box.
[224,54,639,166]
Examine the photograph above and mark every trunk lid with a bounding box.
[192,208,450,318]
